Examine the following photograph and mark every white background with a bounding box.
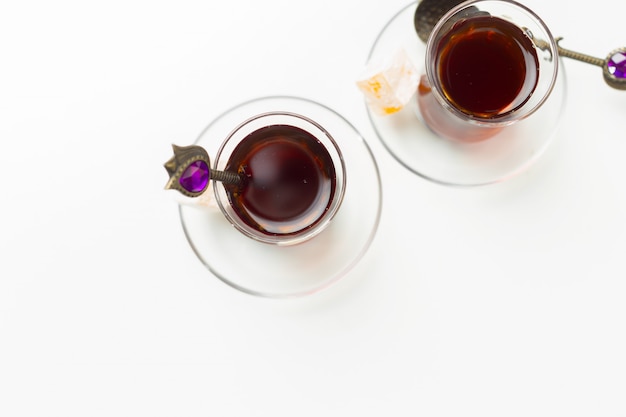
[1,0,625,416]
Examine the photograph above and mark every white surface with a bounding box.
[1,1,625,416]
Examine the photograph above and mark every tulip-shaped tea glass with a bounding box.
[419,0,558,141]
[366,0,566,186]
[213,111,347,246]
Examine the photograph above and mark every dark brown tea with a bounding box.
[436,15,539,118]
[224,125,337,236]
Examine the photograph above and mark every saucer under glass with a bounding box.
[365,1,567,186]
[179,96,382,298]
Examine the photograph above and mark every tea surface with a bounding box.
[225,125,336,235]
[437,15,539,118]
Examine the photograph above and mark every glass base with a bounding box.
[366,1,567,186]
[179,96,382,298]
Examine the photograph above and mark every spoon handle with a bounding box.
[210,169,243,186]
[535,37,626,90]
[555,37,605,67]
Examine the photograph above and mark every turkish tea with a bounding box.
[435,15,539,118]
[223,124,337,236]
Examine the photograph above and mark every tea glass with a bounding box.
[417,0,559,142]
[213,111,346,246]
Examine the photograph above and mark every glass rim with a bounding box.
[424,0,559,127]
[212,110,347,246]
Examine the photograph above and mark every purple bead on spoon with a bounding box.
[164,144,242,198]
[607,50,626,79]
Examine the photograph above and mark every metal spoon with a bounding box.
[414,0,476,43]
[413,0,626,90]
